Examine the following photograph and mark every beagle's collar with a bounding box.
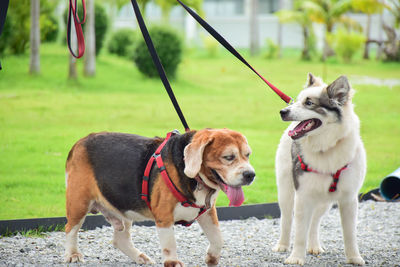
[194,175,216,209]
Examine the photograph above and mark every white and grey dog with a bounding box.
[273,73,366,265]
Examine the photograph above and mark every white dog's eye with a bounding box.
[223,155,235,161]
[305,99,313,106]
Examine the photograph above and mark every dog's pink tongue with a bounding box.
[226,185,245,207]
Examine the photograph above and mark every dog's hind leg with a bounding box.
[307,203,331,255]
[112,219,154,264]
[339,198,365,265]
[65,194,90,263]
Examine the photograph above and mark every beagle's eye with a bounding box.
[245,153,250,158]
[223,155,235,161]
[305,99,313,106]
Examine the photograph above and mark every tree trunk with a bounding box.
[249,0,259,56]
[68,20,78,80]
[29,0,40,74]
[376,11,383,60]
[363,14,371,59]
[322,24,335,61]
[301,26,310,60]
[277,0,283,58]
[84,0,96,76]
[382,23,400,61]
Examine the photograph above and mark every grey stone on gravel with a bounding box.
[0,201,399,266]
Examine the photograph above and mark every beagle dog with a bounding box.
[64,128,255,266]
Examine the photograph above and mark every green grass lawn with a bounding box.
[0,44,399,219]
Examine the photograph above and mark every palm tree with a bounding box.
[29,0,40,74]
[302,0,359,60]
[352,0,385,59]
[276,0,316,60]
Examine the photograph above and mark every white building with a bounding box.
[113,0,394,50]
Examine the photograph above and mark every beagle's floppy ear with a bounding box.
[184,133,213,178]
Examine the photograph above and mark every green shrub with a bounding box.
[63,3,108,56]
[41,15,59,43]
[264,38,279,59]
[5,0,30,54]
[328,28,365,63]
[133,26,183,79]
[108,28,136,57]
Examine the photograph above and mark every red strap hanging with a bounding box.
[67,0,86,58]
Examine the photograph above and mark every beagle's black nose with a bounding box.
[243,170,255,184]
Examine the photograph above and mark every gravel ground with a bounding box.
[1,201,399,267]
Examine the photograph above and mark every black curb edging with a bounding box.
[0,203,280,235]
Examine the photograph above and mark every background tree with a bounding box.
[30,0,40,74]
[380,0,400,61]
[276,0,316,60]
[302,0,359,60]
[352,0,385,59]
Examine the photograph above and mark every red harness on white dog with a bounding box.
[297,154,348,192]
[141,131,208,226]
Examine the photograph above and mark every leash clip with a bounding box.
[287,97,294,106]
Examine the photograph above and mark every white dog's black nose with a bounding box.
[280,109,290,121]
[243,170,255,184]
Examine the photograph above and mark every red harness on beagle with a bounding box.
[141,131,208,226]
[297,155,348,192]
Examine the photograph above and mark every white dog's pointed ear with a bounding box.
[305,73,323,88]
[306,73,316,87]
[327,75,351,106]
[184,133,213,178]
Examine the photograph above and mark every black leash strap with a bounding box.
[130,0,190,131]
[0,0,10,70]
[176,0,292,104]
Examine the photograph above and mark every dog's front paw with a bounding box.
[64,252,84,263]
[307,245,324,255]
[205,252,220,266]
[284,255,305,265]
[164,260,185,267]
[137,253,154,264]
[347,256,365,265]
[272,243,289,252]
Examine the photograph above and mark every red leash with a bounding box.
[67,0,86,58]
[176,0,292,104]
